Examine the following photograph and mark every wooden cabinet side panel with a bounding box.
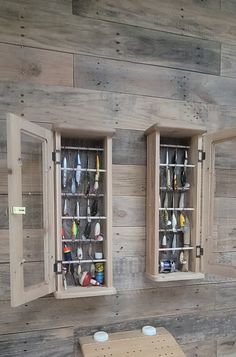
[146,132,159,277]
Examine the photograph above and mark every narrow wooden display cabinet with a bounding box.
[145,120,236,282]
[7,114,116,307]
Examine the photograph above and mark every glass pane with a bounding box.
[213,138,236,267]
[0,120,8,230]
[21,131,45,288]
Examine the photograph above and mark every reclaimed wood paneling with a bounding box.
[113,227,145,257]
[0,327,74,357]
[74,55,236,106]
[182,339,216,357]
[0,43,73,86]
[221,0,236,12]
[113,130,146,165]
[221,44,236,79]
[72,0,236,45]
[0,1,221,74]
[0,81,208,130]
[112,165,146,196]
[217,335,236,357]
[113,196,145,227]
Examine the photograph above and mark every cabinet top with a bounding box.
[53,124,116,138]
[145,119,206,137]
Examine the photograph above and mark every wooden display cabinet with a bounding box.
[7,114,116,307]
[145,120,236,282]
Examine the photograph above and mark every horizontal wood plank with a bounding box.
[182,339,216,357]
[0,327,74,357]
[113,130,146,165]
[0,43,73,86]
[0,1,221,74]
[217,334,236,357]
[221,44,236,79]
[113,196,145,227]
[72,0,236,45]
[112,165,146,196]
[0,81,209,131]
[113,227,145,258]
[74,55,236,106]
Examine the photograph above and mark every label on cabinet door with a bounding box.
[11,206,26,215]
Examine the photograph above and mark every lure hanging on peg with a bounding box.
[88,242,93,258]
[173,149,178,190]
[63,198,69,216]
[77,264,82,275]
[163,192,171,227]
[90,262,96,278]
[91,198,98,216]
[76,152,81,187]
[166,149,171,190]
[71,176,76,194]
[84,153,90,196]
[179,192,185,210]
[179,212,185,229]
[76,201,80,219]
[62,266,67,290]
[71,220,78,240]
[62,156,67,188]
[94,153,100,191]
[94,222,103,241]
[172,211,177,232]
[77,246,83,260]
[162,234,167,248]
[61,227,65,240]
[172,234,177,255]
[181,150,190,188]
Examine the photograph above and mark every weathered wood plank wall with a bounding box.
[0,0,236,356]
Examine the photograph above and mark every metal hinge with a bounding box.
[52,150,61,164]
[196,245,204,258]
[198,150,206,162]
[54,260,62,274]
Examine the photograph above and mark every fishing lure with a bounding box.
[94,222,103,241]
[179,212,185,228]
[172,234,177,255]
[88,242,93,258]
[173,149,178,190]
[61,227,65,240]
[63,244,76,285]
[163,192,171,227]
[77,246,83,260]
[181,150,190,188]
[63,198,69,216]
[179,192,185,209]
[91,198,98,216]
[82,199,92,239]
[62,266,67,290]
[162,234,167,248]
[84,153,90,196]
[76,201,80,219]
[62,156,67,189]
[77,264,82,275]
[76,152,81,186]
[90,263,96,278]
[166,149,171,190]
[94,153,100,191]
[183,216,191,246]
[71,220,78,239]
[172,211,177,232]
[71,176,76,194]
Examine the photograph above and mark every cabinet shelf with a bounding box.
[60,168,106,173]
[62,146,104,152]
[159,208,194,211]
[160,163,195,168]
[62,239,104,243]
[160,144,190,149]
[159,247,194,252]
[61,216,107,220]
[61,193,104,197]
[160,187,190,191]
[62,259,106,264]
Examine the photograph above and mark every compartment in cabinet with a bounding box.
[145,121,206,282]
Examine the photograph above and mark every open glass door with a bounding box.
[7,114,55,306]
[203,129,236,278]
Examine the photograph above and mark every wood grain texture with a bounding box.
[221,44,236,79]
[0,43,73,86]
[182,339,216,357]
[0,0,221,74]
[112,130,146,165]
[0,81,208,131]
[74,55,236,106]
[113,227,145,257]
[0,327,74,357]
[72,0,236,44]
[217,335,236,357]
[112,165,146,196]
[113,196,145,227]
